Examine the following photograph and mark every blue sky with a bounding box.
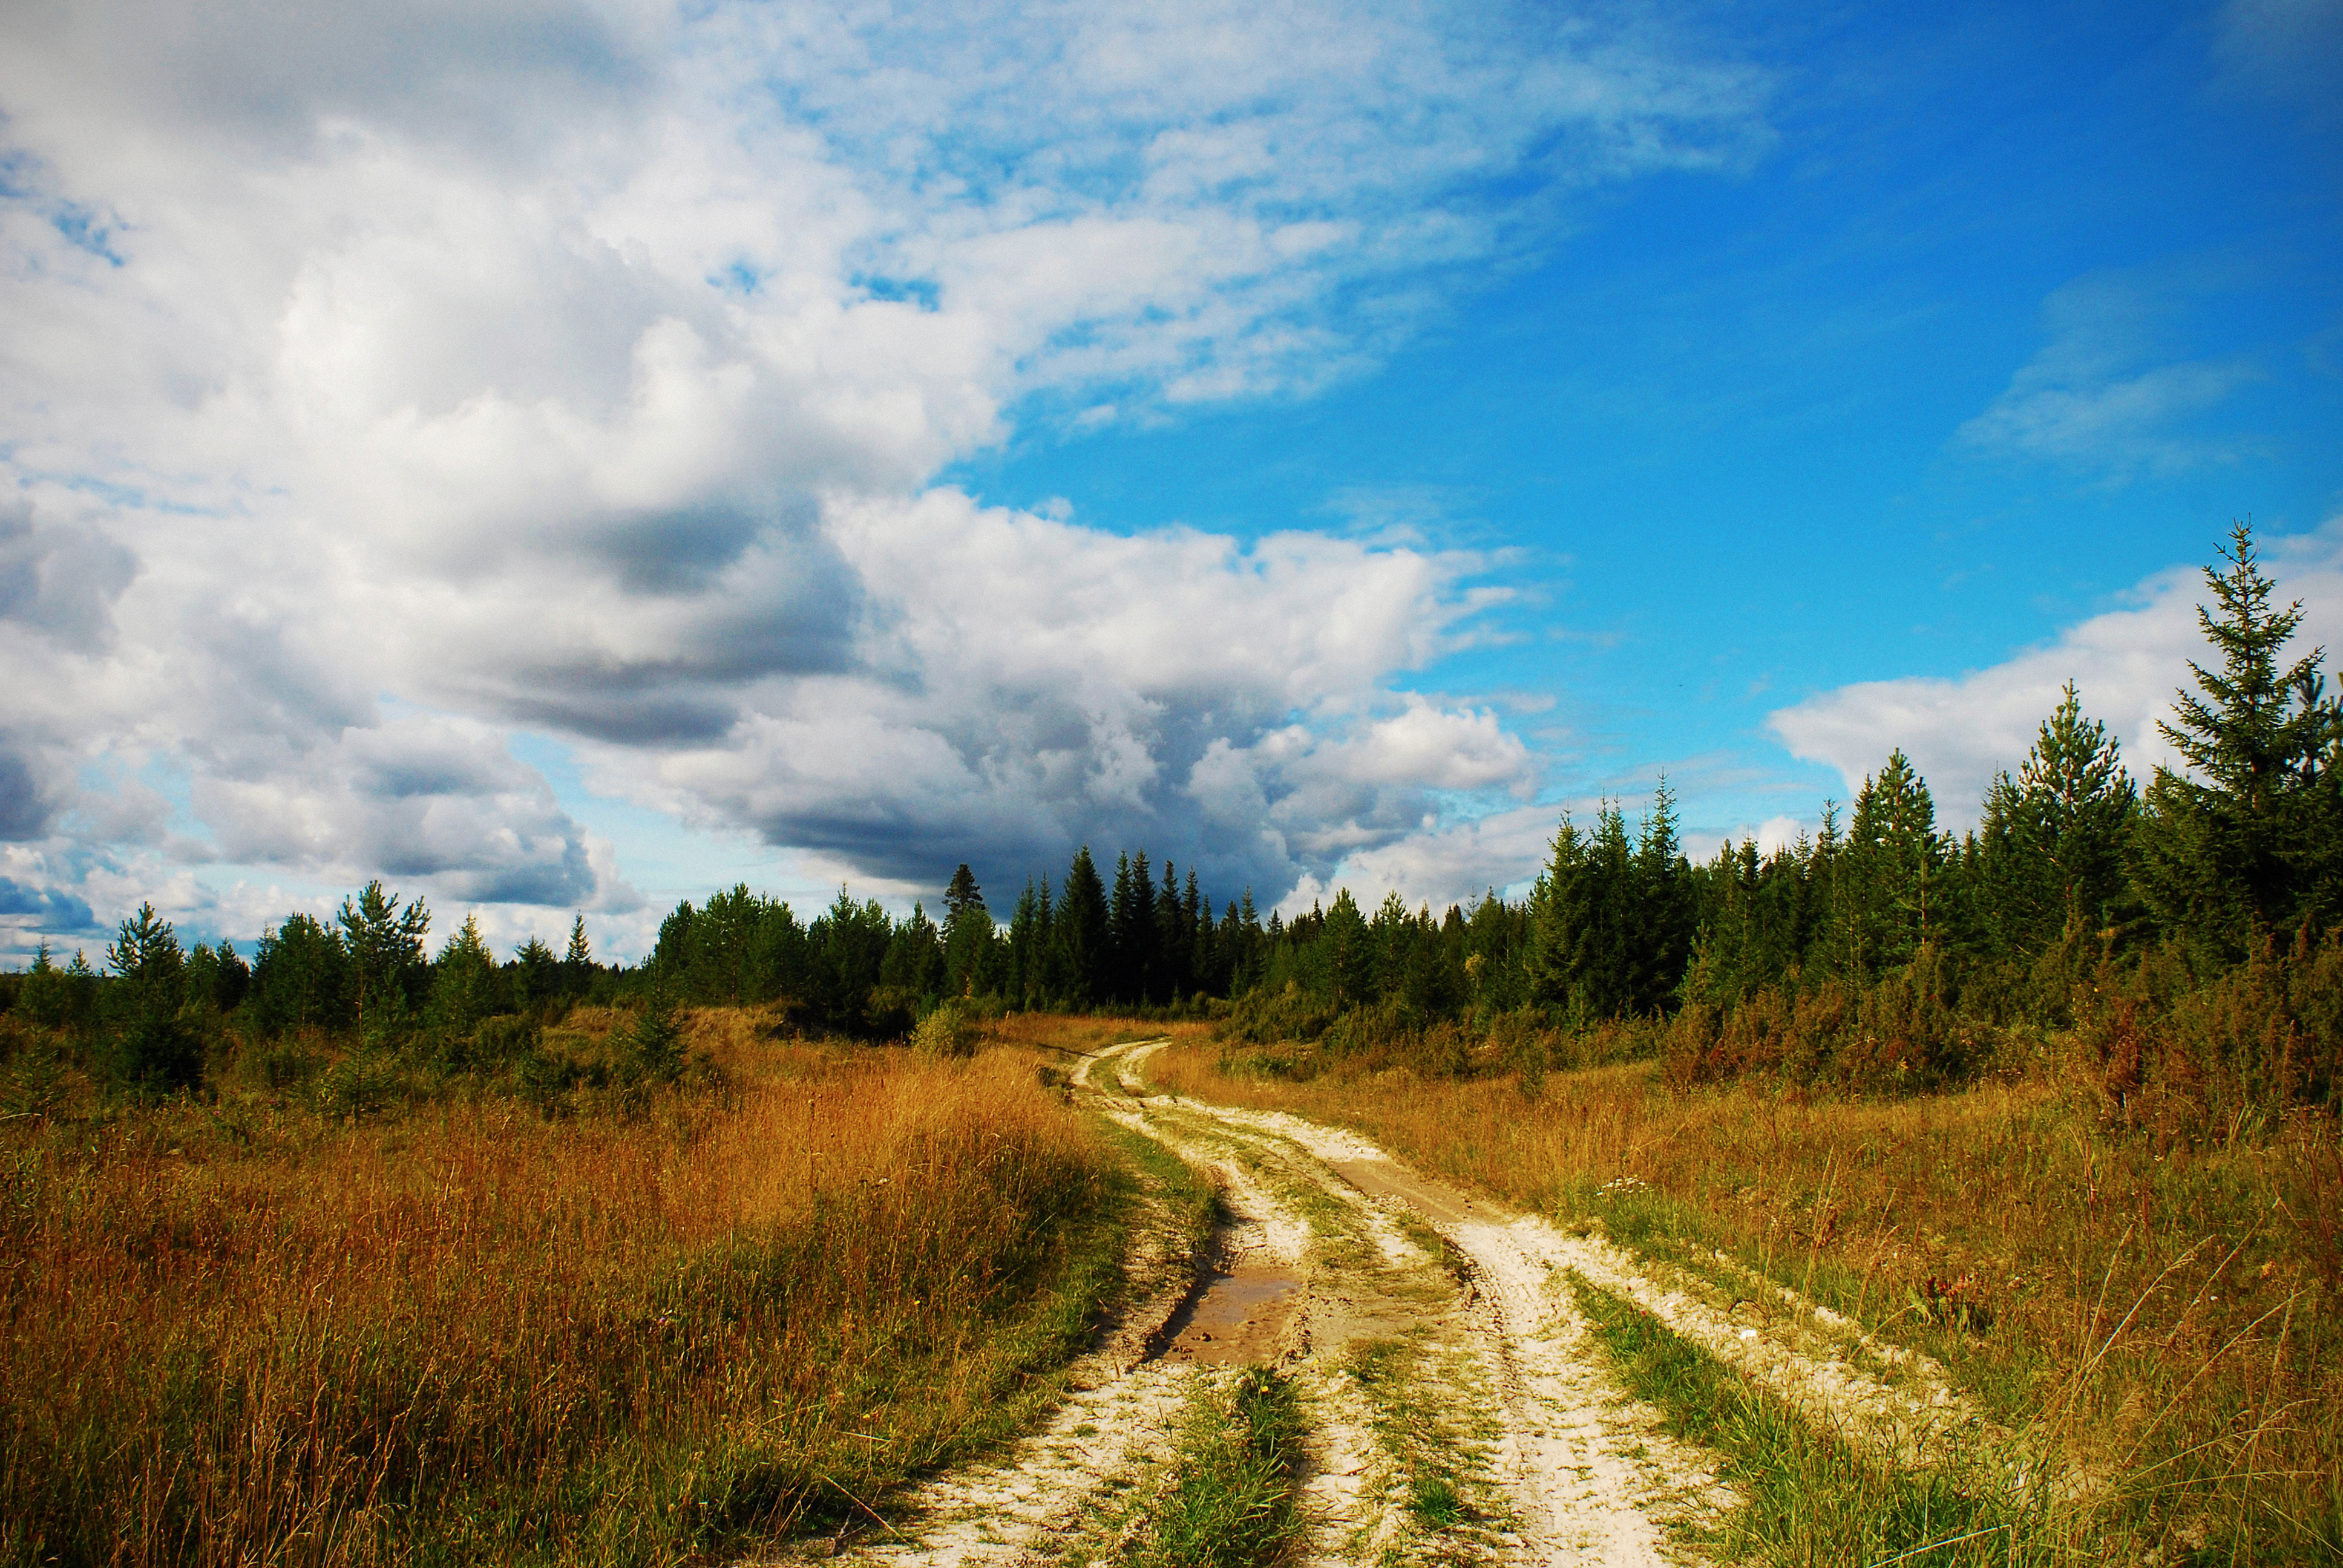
[0,0,2337,961]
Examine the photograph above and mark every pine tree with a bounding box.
[338,881,429,1041]
[943,864,984,925]
[941,864,995,998]
[2135,523,2343,949]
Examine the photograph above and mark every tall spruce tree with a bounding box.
[1319,889,1372,1007]
[2134,523,2343,950]
[1055,848,1110,1006]
[1630,777,1695,1013]
[428,913,500,1034]
[102,901,198,1091]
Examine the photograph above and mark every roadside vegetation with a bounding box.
[1148,1027,2339,1562]
[0,1018,1132,1567]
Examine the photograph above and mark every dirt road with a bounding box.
[805,1038,1981,1566]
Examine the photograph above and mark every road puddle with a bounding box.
[1161,1262,1302,1365]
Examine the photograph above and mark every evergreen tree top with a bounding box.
[2158,521,2333,812]
[442,912,491,964]
[943,863,985,923]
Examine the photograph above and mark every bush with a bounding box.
[626,993,685,1082]
[99,1010,202,1096]
[1661,955,1985,1095]
[912,999,978,1058]
[2071,931,2343,1138]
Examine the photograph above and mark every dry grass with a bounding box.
[973,1013,1215,1059]
[1149,1043,2343,1561]
[1,1026,1126,1567]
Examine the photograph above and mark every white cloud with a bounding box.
[1280,801,1561,917]
[1768,521,2343,828]
[0,0,1771,952]
[1958,271,2259,477]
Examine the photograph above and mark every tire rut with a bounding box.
[792,1039,1781,1566]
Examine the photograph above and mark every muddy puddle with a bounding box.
[1160,1262,1302,1365]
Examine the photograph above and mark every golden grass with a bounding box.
[973,1013,1216,1059]
[2,1031,1124,1567]
[1149,1043,2343,1561]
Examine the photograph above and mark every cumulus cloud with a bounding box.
[1280,801,1563,917]
[1768,522,2343,829]
[1958,272,2259,477]
[0,0,1771,952]
[588,488,1534,900]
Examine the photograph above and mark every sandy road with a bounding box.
[802,1037,1980,1567]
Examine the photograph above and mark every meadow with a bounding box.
[1149,1034,2342,1563]
[1,1009,1133,1567]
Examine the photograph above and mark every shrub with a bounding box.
[911,999,978,1058]
[627,993,684,1082]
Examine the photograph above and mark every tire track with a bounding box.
[795,1039,1770,1566]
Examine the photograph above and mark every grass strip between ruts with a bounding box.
[1562,1270,2072,1568]
[1135,1367,1306,1568]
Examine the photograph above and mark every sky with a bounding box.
[1,0,2338,964]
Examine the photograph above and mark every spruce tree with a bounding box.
[1978,683,2136,956]
[2135,523,2343,950]
[1524,813,1588,1016]
[1630,777,1695,1013]
[512,935,557,1010]
[1319,889,1372,1008]
[1056,849,1111,1006]
[562,914,594,998]
[102,903,198,1092]
[1840,752,1948,978]
[429,913,500,1034]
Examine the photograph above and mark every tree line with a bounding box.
[4,523,2338,1116]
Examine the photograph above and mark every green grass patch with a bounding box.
[1136,1367,1306,1568]
[1563,1270,2068,1567]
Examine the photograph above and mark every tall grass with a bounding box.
[1149,1044,2343,1563]
[1,1033,1124,1566]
